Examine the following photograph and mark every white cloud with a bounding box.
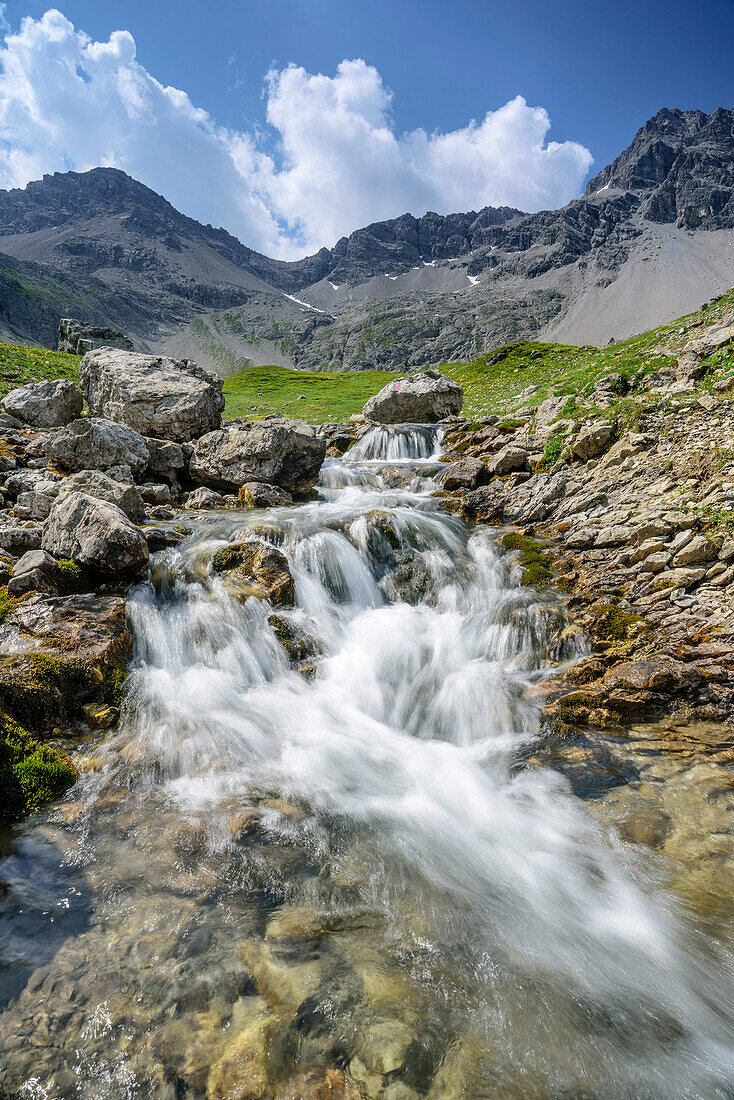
[0,10,594,259]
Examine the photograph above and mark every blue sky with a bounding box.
[1,1,732,256]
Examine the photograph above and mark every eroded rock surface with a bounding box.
[190,415,326,495]
[2,379,83,428]
[43,492,149,577]
[80,348,224,442]
[45,417,149,475]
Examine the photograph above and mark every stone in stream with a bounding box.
[45,417,150,476]
[185,486,225,509]
[211,540,294,606]
[239,481,294,508]
[190,415,326,495]
[43,491,149,577]
[363,370,463,424]
[2,379,83,428]
[79,348,225,442]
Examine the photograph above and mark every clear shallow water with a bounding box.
[1,426,734,1098]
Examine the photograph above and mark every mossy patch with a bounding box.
[0,709,76,820]
[0,587,19,624]
[55,558,96,595]
[0,649,127,731]
[501,532,554,587]
[211,544,248,573]
[590,603,649,642]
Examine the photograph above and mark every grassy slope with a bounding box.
[1,287,732,422]
[0,342,81,398]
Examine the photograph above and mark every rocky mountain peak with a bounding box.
[585,106,734,230]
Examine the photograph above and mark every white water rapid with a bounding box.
[1,425,734,1098]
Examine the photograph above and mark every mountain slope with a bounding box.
[0,106,732,371]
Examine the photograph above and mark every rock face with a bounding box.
[57,470,146,523]
[43,492,149,577]
[45,417,149,475]
[2,379,83,428]
[189,416,326,495]
[362,371,463,423]
[79,348,224,442]
[0,592,132,731]
[58,318,133,355]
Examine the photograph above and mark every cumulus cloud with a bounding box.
[0,10,593,258]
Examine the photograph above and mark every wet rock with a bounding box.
[442,457,486,491]
[190,416,326,495]
[82,702,119,728]
[186,486,224,509]
[228,809,264,840]
[268,614,319,664]
[461,482,506,523]
[80,348,225,442]
[2,379,83,428]
[602,658,702,695]
[57,469,146,523]
[0,592,131,730]
[45,417,149,476]
[144,526,184,552]
[212,540,294,606]
[43,492,149,577]
[239,482,294,508]
[362,370,463,424]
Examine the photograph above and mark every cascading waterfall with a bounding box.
[1,425,734,1098]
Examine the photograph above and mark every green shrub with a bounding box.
[540,434,565,469]
[501,533,554,587]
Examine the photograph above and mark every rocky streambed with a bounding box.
[1,347,734,1095]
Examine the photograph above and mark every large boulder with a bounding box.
[189,416,326,495]
[57,470,146,523]
[363,369,462,420]
[42,492,149,577]
[2,379,83,428]
[45,418,149,476]
[362,370,463,424]
[57,318,133,355]
[79,348,224,442]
